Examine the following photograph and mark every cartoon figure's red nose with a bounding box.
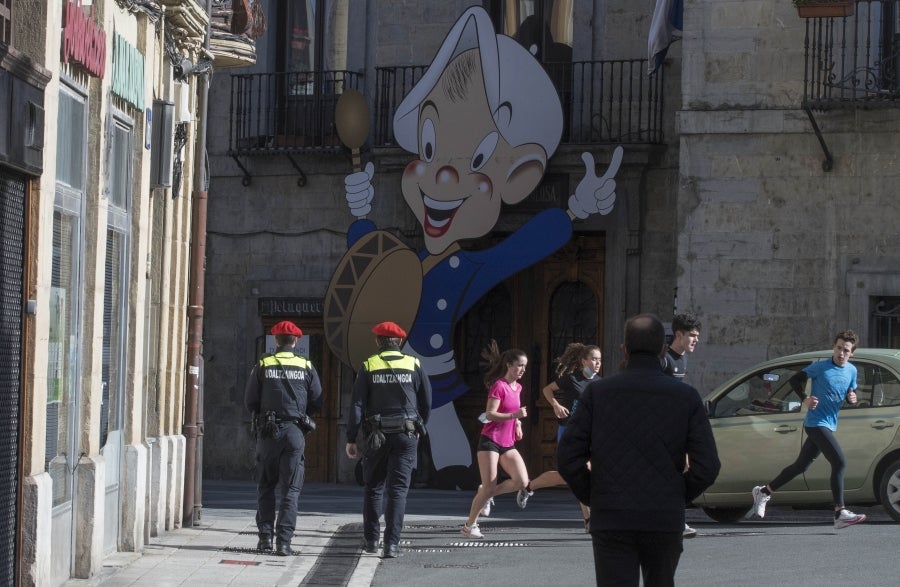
[435,166,459,185]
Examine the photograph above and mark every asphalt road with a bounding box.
[203,481,896,586]
[371,488,896,587]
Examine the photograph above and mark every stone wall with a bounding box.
[676,1,900,394]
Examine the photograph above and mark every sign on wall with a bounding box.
[112,33,145,110]
[62,0,106,78]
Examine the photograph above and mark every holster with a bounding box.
[257,411,279,439]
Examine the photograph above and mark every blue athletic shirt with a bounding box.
[803,359,857,431]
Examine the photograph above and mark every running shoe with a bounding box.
[683,523,697,539]
[834,509,866,529]
[516,488,534,509]
[461,522,484,539]
[751,485,771,518]
[481,497,494,517]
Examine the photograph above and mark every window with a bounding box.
[807,1,900,100]
[491,0,573,63]
[100,116,131,462]
[278,0,347,74]
[47,86,86,507]
[854,362,900,408]
[0,0,11,46]
[710,364,809,418]
[854,1,900,93]
[460,284,513,391]
[548,281,597,374]
[0,0,12,45]
[871,297,900,348]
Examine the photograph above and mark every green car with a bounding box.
[697,348,900,523]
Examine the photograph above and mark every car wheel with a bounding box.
[702,506,749,523]
[878,458,900,522]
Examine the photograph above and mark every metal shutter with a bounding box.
[0,167,25,584]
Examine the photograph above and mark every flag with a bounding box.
[647,0,683,74]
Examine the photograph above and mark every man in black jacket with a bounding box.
[558,314,720,587]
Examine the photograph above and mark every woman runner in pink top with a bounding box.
[462,342,530,539]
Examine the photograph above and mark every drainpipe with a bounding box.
[182,0,212,527]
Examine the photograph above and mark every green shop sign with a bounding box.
[112,33,145,110]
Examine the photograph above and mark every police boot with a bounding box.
[274,541,293,556]
[257,534,273,552]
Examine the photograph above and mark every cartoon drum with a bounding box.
[324,230,422,369]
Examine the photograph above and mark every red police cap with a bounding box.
[271,321,302,337]
[372,321,406,338]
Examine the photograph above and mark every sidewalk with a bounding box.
[64,481,378,586]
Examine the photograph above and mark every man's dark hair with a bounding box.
[672,313,701,334]
[274,334,297,346]
[376,335,403,350]
[624,313,665,355]
[835,330,859,351]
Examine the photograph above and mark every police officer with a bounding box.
[345,321,432,558]
[244,320,323,556]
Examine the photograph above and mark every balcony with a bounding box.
[228,59,663,178]
[373,60,664,147]
[802,0,900,110]
[229,71,363,153]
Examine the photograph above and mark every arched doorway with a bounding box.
[450,234,605,484]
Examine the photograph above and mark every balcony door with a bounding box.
[275,0,348,145]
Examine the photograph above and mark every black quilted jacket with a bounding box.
[558,353,721,533]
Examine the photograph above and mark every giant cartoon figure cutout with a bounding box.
[325,6,622,483]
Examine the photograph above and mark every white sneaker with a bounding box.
[751,485,771,518]
[461,522,484,539]
[516,488,534,509]
[834,509,866,529]
[481,497,494,517]
[683,523,697,539]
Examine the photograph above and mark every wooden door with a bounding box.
[451,234,605,481]
[522,235,605,476]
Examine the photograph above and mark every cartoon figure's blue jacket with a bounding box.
[347,207,572,408]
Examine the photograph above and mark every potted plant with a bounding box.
[793,0,855,18]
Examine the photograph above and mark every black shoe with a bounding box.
[363,540,378,554]
[382,544,399,558]
[257,535,273,551]
[274,543,293,556]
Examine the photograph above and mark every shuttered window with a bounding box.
[0,168,24,585]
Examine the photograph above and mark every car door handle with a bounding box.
[774,425,797,433]
[872,420,895,430]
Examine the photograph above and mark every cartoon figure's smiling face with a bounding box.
[401,50,546,255]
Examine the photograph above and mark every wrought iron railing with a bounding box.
[228,70,363,154]
[803,0,900,109]
[373,60,664,147]
[229,59,663,156]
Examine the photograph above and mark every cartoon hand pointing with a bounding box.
[568,146,624,219]
[345,161,375,218]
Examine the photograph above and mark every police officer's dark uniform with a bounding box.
[244,320,323,556]
[345,321,432,559]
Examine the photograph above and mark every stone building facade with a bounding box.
[676,0,900,393]
[4,0,255,584]
[203,0,680,488]
[203,0,900,491]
